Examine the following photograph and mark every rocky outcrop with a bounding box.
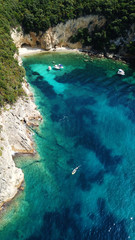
[0,81,42,208]
[128,23,135,42]
[11,15,106,50]
[0,123,24,208]
[1,87,42,153]
[49,15,106,49]
[11,29,42,49]
[11,15,135,57]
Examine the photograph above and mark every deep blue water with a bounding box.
[0,52,135,240]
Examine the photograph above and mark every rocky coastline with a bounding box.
[0,70,42,209]
[0,13,134,211]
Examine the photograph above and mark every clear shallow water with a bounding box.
[0,52,135,240]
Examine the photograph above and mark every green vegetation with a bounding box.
[17,0,135,38]
[126,41,135,55]
[0,146,3,156]
[0,150,2,157]
[0,0,135,106]
[68,0,135,52]
[0,0,25,107]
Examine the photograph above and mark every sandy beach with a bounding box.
[19,47,45,56]
[19,46,80,56]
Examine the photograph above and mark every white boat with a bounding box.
[72,165,80,175]
[48,66,52,71]
[53,64,60,70]
[117,69,125,76]
[53,64,64,70]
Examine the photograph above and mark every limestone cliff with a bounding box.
[0,81,42,208]
[0,123,24,208]
[11,15,106,50]
[11,14,135,57]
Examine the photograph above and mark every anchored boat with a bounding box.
[117,69,125,76]
[72,165,81,175]
[48,66,52,71]
[53,64,64,70]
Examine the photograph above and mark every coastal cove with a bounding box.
[0,51,135,239]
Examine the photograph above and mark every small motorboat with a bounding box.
[53,64,64,70]
[48,66,52,71]
[53,64,60,70]
[117,69,125,76]
[72,165,81,175]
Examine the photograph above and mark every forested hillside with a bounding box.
[0,0,135,106]
[19,0,135,53]
[0,0,25,106]
[17,0,135,34]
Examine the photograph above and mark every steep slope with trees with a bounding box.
[0,0,25,106]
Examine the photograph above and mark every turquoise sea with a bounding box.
[0,52,135,240]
